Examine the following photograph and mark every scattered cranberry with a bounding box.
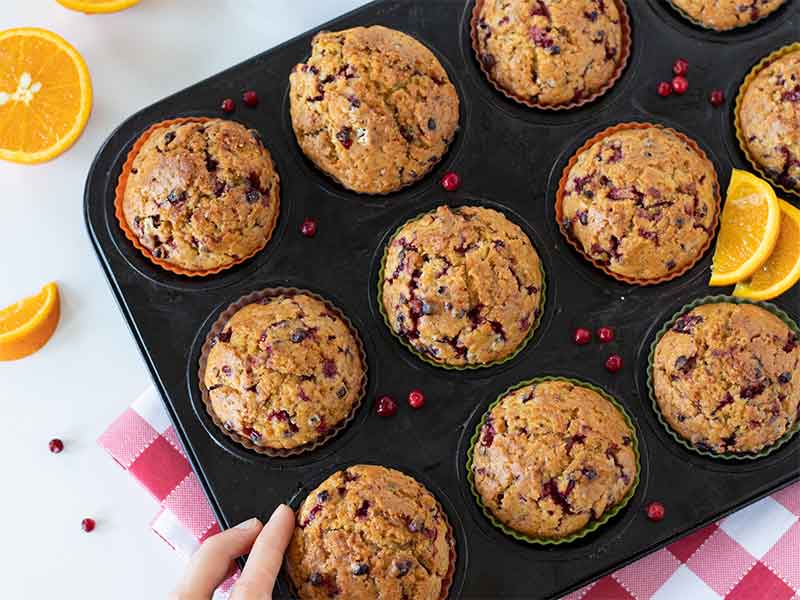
[709,89,725,107]
[48,438,64,454]
[242,90,259,107]
[597,327,615,343]
[408,389,425,409]
[605,354,623,373]
[646,501,665,522]
[574,328,592,345]
[81,518,96,533]
[375,395,398,417]
[441,171,461,192]
[672,58,689,76]
[671,76,688,95]
[657,81,672,97]
[221,98,235,113]
[300,218,317,238]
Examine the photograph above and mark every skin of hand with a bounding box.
[170,504,295,600]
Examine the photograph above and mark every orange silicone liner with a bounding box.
[555,122,721,286]
[197,287,367,458]
[735,42,800,198]
[470,0,631,111]
[114,116,280,277]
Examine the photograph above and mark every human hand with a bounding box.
[170,504,295,600]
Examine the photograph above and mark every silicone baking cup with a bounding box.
[555,121,721,286]
[376,206,546,370]
[114,116,280,277]
[647,295,800,460]
[666,0,790,31]
[735,42,800,198]
[470,0,631,110]
[197,287,367,457]
[465,376,641,545]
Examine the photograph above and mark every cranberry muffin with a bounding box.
[202,293,365,452]
[287,465,454,600]
[560,124,718,283]
[739,48,800,193]
[672,0,787,30]
[653,302,800,454]
[289,26,460,195]
[381,205,544,367]
[121,119,280,273]
[471,380,637,539]
[473,0,628,107]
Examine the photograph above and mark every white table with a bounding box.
[0,2,366,597]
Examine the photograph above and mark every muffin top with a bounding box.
[739,49,800,193]
[653,303,800,454]
[203,293,364,451]
[474,0,626,106]
[472,380,637,539]
[672,0,786,30]
[122,119,280,272]
[561,125,718,282]
[289,26,460,195]
[381,205,543,367]
[287,465,453,600]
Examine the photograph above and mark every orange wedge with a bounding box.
[0,28,92,164]
[709,170,781,286]
[0,283,60,361]
[734,200,800,300]
[55,0,141,13]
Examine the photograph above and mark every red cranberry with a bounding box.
[408,389,425,409]
[672,58,689,76]
[574,328,592,345]
[242,90,259,107]
[300,218,317,238]
[657,81,672,97]
[48,438,64,454]
[81,518,96,533]
[375,395,398,417]
[646,501,665,522]
[597,327,615,343]
[709,89,725,107]
[221,98,235,113]
[605,354,623,373]
[441,171,461,192]
[671,76,688,95]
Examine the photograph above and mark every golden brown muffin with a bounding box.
[472,380,637,539]
[474,0,627,106]
[739,48,800,193]
[672,0,787,30]
[653,303,800,454]
[203,293,364,451]
[289,26,460,194]
[381,205,544,367]
[560,125,718,282]
[122,119,279,272]
[287,465,454,600]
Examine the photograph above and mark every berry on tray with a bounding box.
[657,81,672,97]
[408,389,425,409]
[605,354,623,373]
[221,98,235,113]
[574,328,592,345]
[242,90,259,107]
[671,76,688,95]
[441,171,461,192]
[646,501,665,522]
[81,518,96,533]
[375,395,398,417]
[672,58,689,76]
[300,218,317,238]
[597,327,615,343]
[49,439,64,454]
[0,282,60,361]
[709,89,725,107]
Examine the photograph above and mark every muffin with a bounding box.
[120,118,280,273]
[473,0,629,107]
[287,465,454,600]
[738,47,800,193]
[289,26,460,194]
[652,302,800,454]
[671,0,787,30]
[471,379,637,539]
[381,205,544,367]
[559,124,719,283]
[202,292,365,452]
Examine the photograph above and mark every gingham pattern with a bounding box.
[99,387,800,599]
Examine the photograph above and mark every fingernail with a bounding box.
[234,517,261,530]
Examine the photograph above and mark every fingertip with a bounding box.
[270,503,295,526]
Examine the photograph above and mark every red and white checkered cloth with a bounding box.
[99,387,800,600]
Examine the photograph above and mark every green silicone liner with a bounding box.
[376,207,547,371]
[647,295,800,460]
[666,0,788,32]
[465,376,641,545]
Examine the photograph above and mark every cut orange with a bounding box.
[55,0,141,13]
[0,283,60,361]
[0,28,92,164]
[734,200,800,300]
[709,170,781,286]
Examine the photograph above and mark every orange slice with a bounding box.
[709,170,781,286]
[734,200,800,300]
[0,283,60,361]
[0,28,92,164]
[55,0,141,13]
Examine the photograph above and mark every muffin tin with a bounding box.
[84,1,800,598]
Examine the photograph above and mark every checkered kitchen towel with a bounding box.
[99,387,800,600]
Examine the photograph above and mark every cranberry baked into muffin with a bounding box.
[473,0,628,107]
[287,465,454,600]
[471,380,637,539]
[672,0,787,30]
[653,302,800,454]
[203,293,365,452]
[289,26,460,194]
[381,205,544,367]
[121,119,279,273]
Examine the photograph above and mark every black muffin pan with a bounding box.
[84,2,800,598]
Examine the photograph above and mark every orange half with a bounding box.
[0,282,60,361]
[56,0,142,13]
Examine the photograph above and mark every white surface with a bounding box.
[0,2,365,598]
